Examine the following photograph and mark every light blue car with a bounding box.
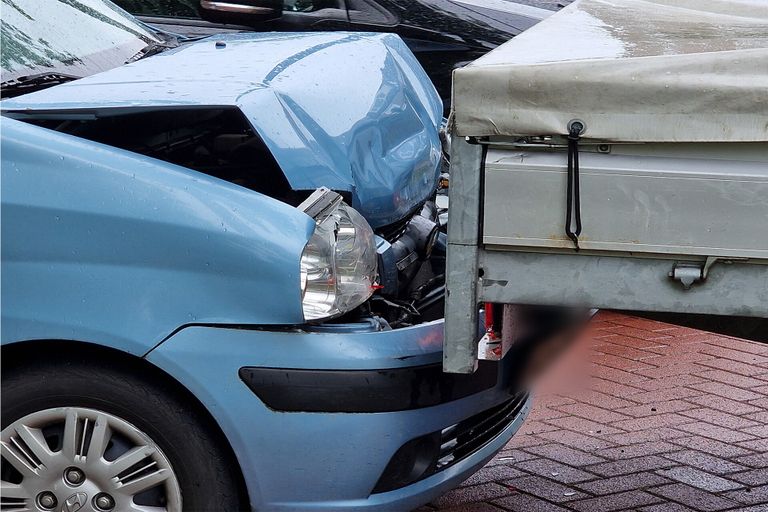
[0,1,559,511]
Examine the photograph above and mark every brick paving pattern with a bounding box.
[419,311,768,512]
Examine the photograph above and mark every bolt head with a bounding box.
[94,493,115,510]
[37,491,57,509]
[65,467,85,485]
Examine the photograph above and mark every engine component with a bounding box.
[376,203,439,296]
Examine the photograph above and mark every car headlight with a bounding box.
[299,188,378,321]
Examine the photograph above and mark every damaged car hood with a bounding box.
[1,32,443,228]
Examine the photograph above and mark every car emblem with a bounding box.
[63,492,87,512]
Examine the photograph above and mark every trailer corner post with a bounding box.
[444,135,484,374]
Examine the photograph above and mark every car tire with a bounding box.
[1,356,246,511]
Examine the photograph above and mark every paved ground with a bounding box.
[421,311,768,511]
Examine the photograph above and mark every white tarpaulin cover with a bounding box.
[452,0,768,142]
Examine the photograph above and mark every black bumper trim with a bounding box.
[238,360,499,413]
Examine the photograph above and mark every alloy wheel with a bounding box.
[1,407,181,512]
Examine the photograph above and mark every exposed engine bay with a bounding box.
[370,200,447,327]
[29,107,449,328]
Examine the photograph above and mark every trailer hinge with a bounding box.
[669,257,747,290]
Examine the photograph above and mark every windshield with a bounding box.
[1,0,163,83]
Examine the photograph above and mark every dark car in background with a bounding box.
[114,0,551,105]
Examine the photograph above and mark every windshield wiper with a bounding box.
[0,72,80,99]
[126,21,183,64]
[127,38,180,64]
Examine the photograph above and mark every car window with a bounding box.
[112,0,200,18]
[283,0,337,12]
[1,0,162,83]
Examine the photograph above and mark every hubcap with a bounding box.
[1,407,182,511]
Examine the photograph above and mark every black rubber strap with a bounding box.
[566,122,583,250]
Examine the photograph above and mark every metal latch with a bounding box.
[669,257,747,290]
[669,263,704,289]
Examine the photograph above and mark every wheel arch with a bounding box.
[1,338,251,510]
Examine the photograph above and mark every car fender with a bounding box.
[1,117,315,354]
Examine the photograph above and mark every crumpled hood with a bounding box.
[1,32,443,228]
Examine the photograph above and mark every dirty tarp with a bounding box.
[451,0,768,142]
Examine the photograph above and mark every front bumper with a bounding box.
[147,320,530,511]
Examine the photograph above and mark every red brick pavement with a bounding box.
[419,311,768,512]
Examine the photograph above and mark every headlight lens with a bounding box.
[300,197,378,321]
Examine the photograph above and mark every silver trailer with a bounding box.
[444,0,768,373]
